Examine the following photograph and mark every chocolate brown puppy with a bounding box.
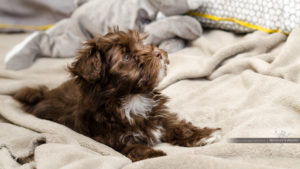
[14,28,221,161]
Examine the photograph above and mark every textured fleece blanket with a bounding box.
[1,28,300,169]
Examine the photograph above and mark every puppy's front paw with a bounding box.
[196,129,222,146]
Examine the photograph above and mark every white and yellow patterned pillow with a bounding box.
[188,0,300,34]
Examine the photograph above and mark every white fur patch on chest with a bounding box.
[151,126,163,143]
[122,94,156,123]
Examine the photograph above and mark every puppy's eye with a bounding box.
[124,55,129,61]
[138,63,145,68]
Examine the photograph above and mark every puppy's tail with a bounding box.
[14,86,48,111]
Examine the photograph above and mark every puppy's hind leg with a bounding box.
[14,86,49,111]
[121,144,166,162]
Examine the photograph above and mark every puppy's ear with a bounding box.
[69,40,103,82]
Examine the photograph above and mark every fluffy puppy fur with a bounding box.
[14,28,221,162]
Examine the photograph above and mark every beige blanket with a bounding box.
[1,29,300,169]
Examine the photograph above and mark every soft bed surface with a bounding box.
[1,29,300,169]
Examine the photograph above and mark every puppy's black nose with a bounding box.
[154,52,162,59]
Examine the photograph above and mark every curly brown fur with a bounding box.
[14,28,221,162]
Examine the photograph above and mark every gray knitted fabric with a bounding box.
[4,0,202,70]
